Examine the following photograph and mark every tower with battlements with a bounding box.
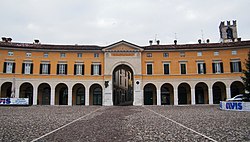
[219,20,240,42]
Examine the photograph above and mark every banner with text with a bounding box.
[0,98,29,105]
[220,101,250,111]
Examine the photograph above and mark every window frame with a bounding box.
[146,63,153,75]
[180,63,187,74]
[163,63,170,75]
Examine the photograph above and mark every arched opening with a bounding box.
[38,83,51,105]
[195,82,209,104]
[161,83,174,105]
[89,84,102,105]
[55,83,68,105]
[0,82,12,98]
[213,82,226,104]
[230,81,245,98]
[178,83,191,105]
[73,84,85,105]
[19,83,33,105]
[226,27,233,39]
[143,83,157,105]
[112,64,133,106]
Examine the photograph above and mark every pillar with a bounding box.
[157,89,161,105]
[33,87,38,105]
[226,87,231,99]
[191,88,196,105]
[51,89,55,105]
[68,89,72,106]
[174,88,178,105]
[209,88,213,104]
[85,89,89,106]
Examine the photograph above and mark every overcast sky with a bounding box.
[1,0,250,46]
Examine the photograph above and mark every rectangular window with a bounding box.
[230,61,242,73]
[22,63,33,74]
[197,63,206,74]
[180,52,185,57]
[163,53,169,58]
[4,62,15,73]
[214,51,219,56]
[212,62,224,73]
[44,53,48,58]
[163,63,170,75]
[94,53,99,58]
[40,64,50,74]
[91,64,101,75]
[147,53,152,57]
[232,50,237,55]
[197,51,202,56]
[57,64,67,75]
[147,64,153,75]
[180,63,186,74]
[60,53,66,58]
[26,52,32,57]
[8,51,13,56]
[74,64,84,75]
[77,53,82,58]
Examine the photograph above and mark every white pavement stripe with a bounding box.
[31,107,104,142]
[143,107,218,142]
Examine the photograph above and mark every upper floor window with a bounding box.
[94,53,99,58]
[232,50,237,55]
[212,62,223,74]
[77,53,82,58]
[146,63,153,75]
[26,52,32,57]
[163,63,170,75]
[91,64,101,75]
[74,64,85,75]
[180,63,186,74]
[22,63,33,74]
[147,53,152,57]
[163,52,169,58]
[57,64,67,75]
[230,61,242,73]
[180,52,185,57]
[197,51,202,56]
[8,51,13,56]
[40,63,50,74]
[214,51,219,56]
[60,53,66,58]
[3,62,15,73]
[197,63,206,74]
[44,53,49,58]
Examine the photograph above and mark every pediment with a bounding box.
[102,40,144,52]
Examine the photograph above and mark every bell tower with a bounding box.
[219,20,239,43]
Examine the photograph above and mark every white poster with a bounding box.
[0,98,29,105]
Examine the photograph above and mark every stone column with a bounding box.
[226,87,231,100]
[85,89,89,106]
[157,89,161,105]
[51,89,55,105]
[208,88,213,104]
[15,88,20,98]
[68,89,72,106]
[174,88,178,105]
[191,88,196,105]
[33,87,38,105]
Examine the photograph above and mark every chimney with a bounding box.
[149,40,153,46]
[198,39,202,44]
[174,40,177,45]
[2,37,7,42]
[237,38,241,42]
[206,39,210,43]
[34,39,40,44]
[7,38,12,42]
[156,40,160,45]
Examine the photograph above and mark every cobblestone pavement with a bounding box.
[0,105,250,142]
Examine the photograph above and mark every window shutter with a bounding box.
[57,64,59,75]
[203,63,206,74]
[99,65,101,75]
[30,63,33,74]
[48,64,51,74]
[74,64,76,75]
[238,61,242,72]
[65,64,67,75]
[212,63,215,73]
[12,63,15,73]
[22,63,25,74]
[40,64,42,74]
[230,62,233,72]
[220,62,224,73]
[198,64,201,74]
[91,65,93,75]
[3,62,6,73]
[82,64,85,75]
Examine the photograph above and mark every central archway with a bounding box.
[112,64,134,106]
